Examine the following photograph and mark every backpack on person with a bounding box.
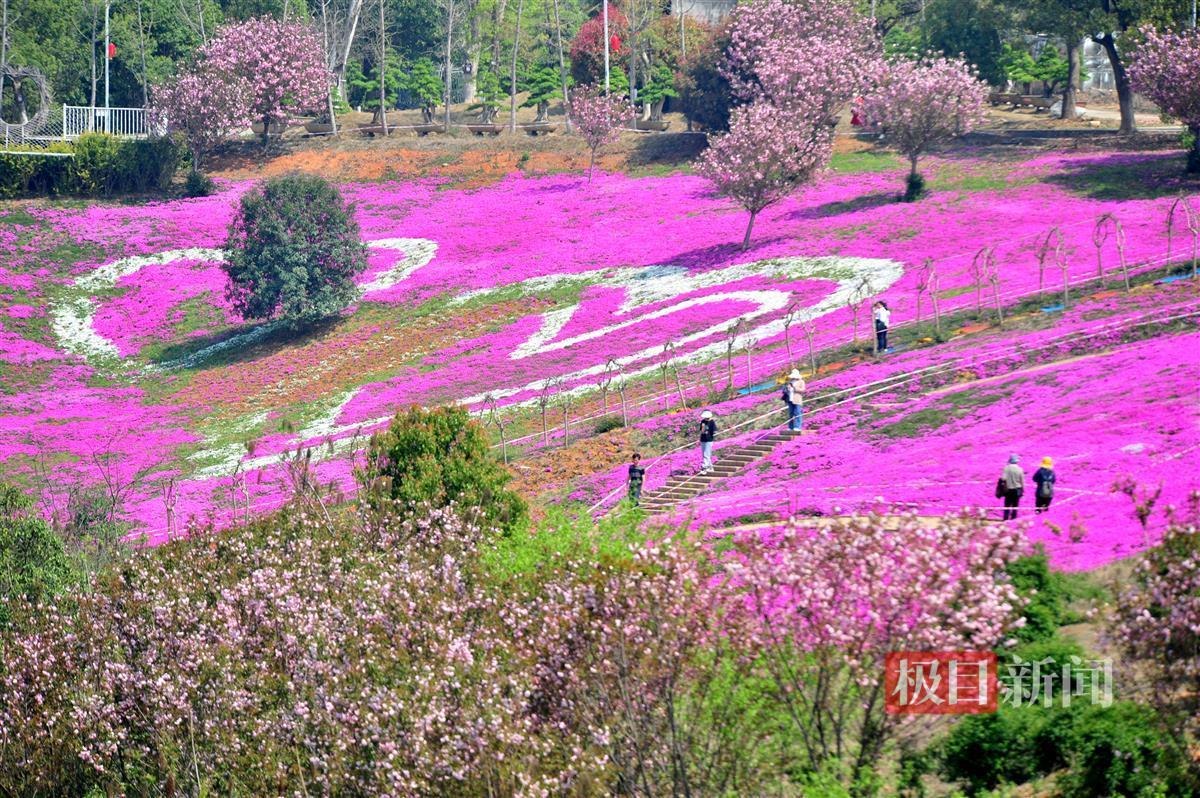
[781,385,792,403]
[1037,474,1054,500]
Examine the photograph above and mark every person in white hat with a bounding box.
[781,369,807,431]
[698,410,717,472]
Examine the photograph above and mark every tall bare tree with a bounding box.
[508,0,524,133]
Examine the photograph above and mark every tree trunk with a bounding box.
[509,0,523,134]
[551,0,570,131]
[461,1,480,103]
[443,0,455,129]
[1189,125,1200,175]
[1061,39,1080,121]
[742,210,757,250]
[490,0,508,73]
[1095,32,1134,135]
[588,147,596,182]
[336,0,365,101]
[379,0,388,136]
[0,0,6,119]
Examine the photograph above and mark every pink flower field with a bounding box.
[1,148,1197,567]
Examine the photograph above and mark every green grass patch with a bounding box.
[0,208,39,225]
[872,385,1013,439]
[829,150,903,174]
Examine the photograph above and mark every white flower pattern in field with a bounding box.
[50,239,439,367]
[52,240,902,477]
[217,255,903,475]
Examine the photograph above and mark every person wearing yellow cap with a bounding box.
[1033,456,1057,513]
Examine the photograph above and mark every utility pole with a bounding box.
[602,1,610,93]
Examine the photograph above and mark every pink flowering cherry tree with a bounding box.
[200,17,330,143]
[567,84,634,181]
[859,55,988,201]
[713,513,1028,789]
[1129,25,1200,173]
[697,100,834,249]
[724,0,880,124]
[152,66,253,172]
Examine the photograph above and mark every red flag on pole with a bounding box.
[108,42,117,59]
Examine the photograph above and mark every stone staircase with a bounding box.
[635,428,808,514]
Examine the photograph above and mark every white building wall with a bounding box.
[671,0,737,25]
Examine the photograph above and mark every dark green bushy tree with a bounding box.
[224,174,368,328]
[360,406,528,534]
[677,25,736,132]
[923,0,1007,86]
[639,63,677,121]
[521,64,564,122]
[400,58,444,124]
[469,69,506,124]
[0,483,76,629]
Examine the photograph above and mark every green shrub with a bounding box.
[1007,548,1067,643]
[115,135,182,192]
[939,705,1051,793]
[1007,547,1104,643]
[0,135,179,198]
[361,405,528,534]
[224,173,368,326]
[184,168,216,197]
[1058,702,1193,798]
[940,700,1191,797]
[69,132,124,194]
[903,172,927,202]
[0,484,77,628]
[0,144,72,198]
[593,414,624,434]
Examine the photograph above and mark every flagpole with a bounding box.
[104,0,111,130]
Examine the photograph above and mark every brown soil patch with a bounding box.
[509,427,635,501]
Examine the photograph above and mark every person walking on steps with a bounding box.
[782,369,806,431]
[998,454,1025,520]
[873,300,891,354]
[698,410,717,473]
[1033,457,1056,514]
[627,452,646,506]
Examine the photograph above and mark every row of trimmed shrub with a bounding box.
[0,133,182,198]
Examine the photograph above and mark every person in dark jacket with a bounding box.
[627,452,645,506]
[1033,456,1057,513]
[698,410,717,473]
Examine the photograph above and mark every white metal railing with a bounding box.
[62,106,150,139]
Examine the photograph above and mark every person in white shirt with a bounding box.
[782,368,806,431]
[873,300,891,353]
